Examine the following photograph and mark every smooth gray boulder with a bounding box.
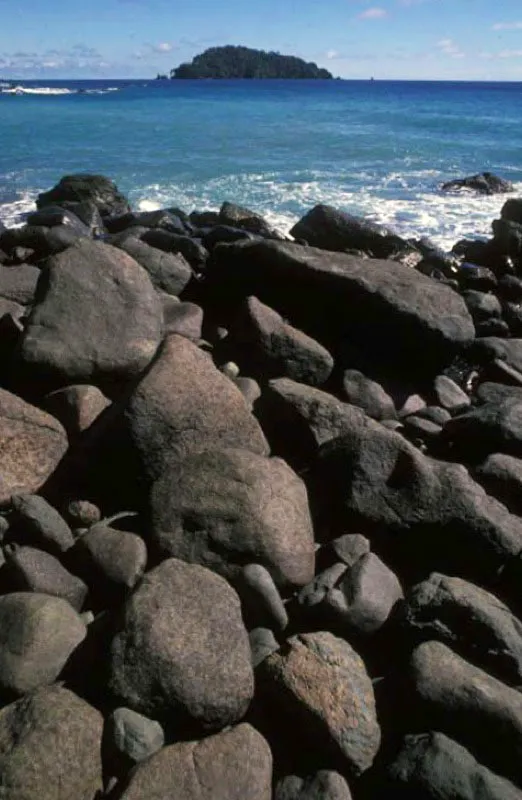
[123,334,269,482]
[113,723,272,800]
[107,707,165,764]
[19,239,162,391]
[0,684,103,800]
[109,558,254,728]
[0,592,86,696]
[387,732,522,800]
[149,447,315,590]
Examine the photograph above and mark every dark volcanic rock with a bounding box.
[26,204,91,233]
[114,235,192,296]
[149,447,315,590]
[443,397,522,458]
[112,723,272,800]
[109,558,254,728]
[18,239,162,393]
[492,218,522,261]
[406,640,522,785]
[122,334,268,482]
[442,172,514,195]
[400,572,522,686]
[36,174,130,218]
[207,240,474,377]
[219,200,280,238]
[462,290,501,323]
[0,684,103,800]
[141,228,208,269]
[387,732,522,800]
[105,209,187,235]
[290,204,406,257]
[0,394,68,506]
[0,225,88,262]
[0,592,86,696]
[310,408,522,585]
[258,631,380,776]
[502,198,522,225]
[472,337,522,373]
[229,295,334,386]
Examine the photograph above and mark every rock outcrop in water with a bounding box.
[0,173,522,797]
[442,171,514,195]
[171,45,333,80]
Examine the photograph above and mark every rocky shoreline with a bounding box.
[0,173,521,798]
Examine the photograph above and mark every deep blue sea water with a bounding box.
[1,78,521,249]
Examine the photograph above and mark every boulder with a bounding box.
[433,374,470,413]
[10,494,74,554]
[219,200,278,238]
[249,627,280,668]
[2,545,88,610]
[0,225,87,261]
[141,229,208,269]
[0,684,103,800]
[237,563,289,631]
[19,240,162,393]
[114,235,192,296]
[106,707,165,764]
[0,394,68,507]
[341,369,396,420]
[207,240,474,377]
[275,771,353,800]
[123,334,268,482]
[43,384,111,438]
[0,592,86,696]
[36,174,130,218]
[289,204,405,257]
[474,453,522,516]
[441,172,514,195]
[309,408,522,585]
[400,573,522,686]
[112,723,272,800]
[502,198,522,226]
[258,631,380,776]
[149,447,315,590]
[406,641,522,785]
[26,204,91,233]
[163,301,203,340]
[229,296,334,386]
[462,290,502,323]
[471,337,522,373]
[109,558,254,728]
[387,732,522,800]
[443,398,522,458]
[0,263,40,304]
[106,209,187,235]
[492,218,522,262]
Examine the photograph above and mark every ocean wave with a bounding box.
[0,85,120,96]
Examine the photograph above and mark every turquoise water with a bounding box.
[1,78,521,248]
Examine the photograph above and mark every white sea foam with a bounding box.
[0,85,120,96]
[0,191,37,227]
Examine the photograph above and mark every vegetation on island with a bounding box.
[170,46,333,80]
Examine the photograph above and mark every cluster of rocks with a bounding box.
[0,173,521,798]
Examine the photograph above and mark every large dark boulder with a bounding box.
[0,225,88,262]
[105,209,187,235]
[141,229,208,269]
[387,732,522,800]
[405,641,522,785]
[442,172,514,195]
[0,684,103,800]
[206,240,474,377]
[109,558,254,729]
[122,334,268,482]
[219,201,280,238]
[149,447,315,590]
[309,407,522,586]
[228,296,334,386]
[18,239,162,394]
[502,198,522,226]
[290,204,406,257]
[26,205,91,234]
[474,453,522,516]
[400,572,522,686]
[112,235,192,296]
[36,174,130,218]
[443,398,522,459]
[112,723,272,800]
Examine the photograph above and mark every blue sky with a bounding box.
[1,0,522,80]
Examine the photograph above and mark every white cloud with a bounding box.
[154,42,174,53]
[492,21,522,31]
[436,38,465,58]
[358,7,388,19]
[326,49,339,60]
[498,49,522,58]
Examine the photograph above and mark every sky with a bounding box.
[1,0,522,81]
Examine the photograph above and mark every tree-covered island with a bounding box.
[170,46,334,79]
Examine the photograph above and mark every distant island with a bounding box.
[169,46,333,80]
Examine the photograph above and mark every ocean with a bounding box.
[1,78,521,250]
